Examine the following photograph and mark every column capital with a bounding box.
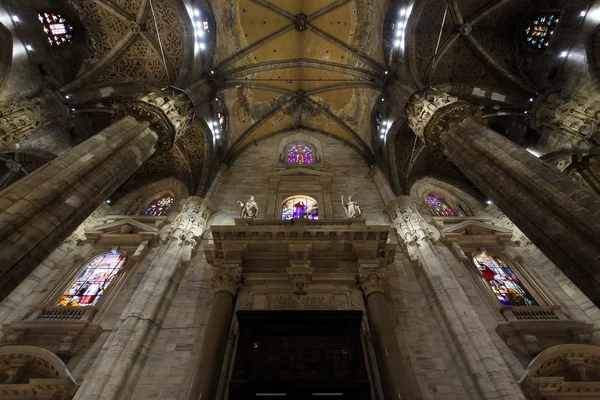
[405,88,476,154]
[385,196,436,248]
[211,265,243,296]
[121,92,193,152]
[0,89,68,147]
[532,91,600,145]
[167,196,215,245]
[357,263,388,296]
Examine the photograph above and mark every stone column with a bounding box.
[0,89,68,147]
[406,89,600,306]
[0,93,192,300]
[74,196,214,400]
[186,262,242,400]
[386,196,525,400]
[532,91,600,147]
[357,262,414,400]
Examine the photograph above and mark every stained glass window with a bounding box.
[473,253,536,307]
[525,14,560,50]
[38,12,73,46]
[281,196,319,220]
[286,143,314,164]
[426,194,461,217]
[143,195,174,216]
[57,253,126,307]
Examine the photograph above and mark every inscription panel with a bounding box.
[269,294,333,310]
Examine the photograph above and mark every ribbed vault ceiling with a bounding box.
[212,0,387,162]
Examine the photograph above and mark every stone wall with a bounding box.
[209,132,390,225]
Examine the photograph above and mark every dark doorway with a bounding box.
[229,310,371,400]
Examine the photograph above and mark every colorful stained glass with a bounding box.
[57,253,126,307]
[38,12,73,46]
[143,195,174,216]
[281,196,319,220]
[524,14,560,50]
[473,253,536,306]
[286,143,314,164]
[426,195,459,217]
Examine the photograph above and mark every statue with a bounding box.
[341,196,363,219]
[237,196,258,219]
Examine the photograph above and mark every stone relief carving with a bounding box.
[167,196,213,245]
[237,196,258,219]
[341,196,363,219]
[357,266,387,296]
[211,266,243,296]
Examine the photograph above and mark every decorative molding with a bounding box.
[287,261,314,295]
[0,90,68,147]
[405,88,476,155]
[167,196,215,246]
[357,264,387,296]
[211,265,243,296]
[121,92,193,152]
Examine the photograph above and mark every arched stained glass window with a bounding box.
[286,143,314,164]
[58,253,126,307]
[525,14,560,50]
[281,196,319,220]
[473,252,536,307]
[38,12,73,46]
[426,194,461,217]
[143,195,174,216]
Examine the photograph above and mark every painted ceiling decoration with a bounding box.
[63,0,189,94]
[211,0,388,163]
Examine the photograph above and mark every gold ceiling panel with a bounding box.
[216,0,387,161]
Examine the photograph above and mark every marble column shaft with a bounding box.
[185,264,242,400]
[0,92,192,301]
[0,116,157,300]
[443,117,600,304]
[406,89,600,306]
[358,264,415,400]
[387,197,525,400]
[74,196,214,400]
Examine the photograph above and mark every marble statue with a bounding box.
[237,196,258,219]
[341,195,362,219]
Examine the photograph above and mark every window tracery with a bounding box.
[473,252,536,307]
[281,196,319,220]
[143,194,174,216]
[524,13,560,50]
[57,253,126,307]
[38,12,73,46]
[286,143,314,164]
[426,193,462,217]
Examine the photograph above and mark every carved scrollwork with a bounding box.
[211,265,243,296]
[121,92,193,152]
[167,196,215,245]
[405,89,475,155]
[357,266,387,296]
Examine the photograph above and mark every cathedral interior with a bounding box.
[1,0,600,399]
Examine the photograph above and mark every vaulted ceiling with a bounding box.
[212,0,388,162]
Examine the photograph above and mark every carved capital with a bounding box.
[211,265,243,296]
[287,261,314,295]
[532,91,600,144]
[121,92,193,152]
[0,89,68,146]
[357,265,387,296]
[385,196,436,249]
[405,89,476,154]
[168,196,215,245]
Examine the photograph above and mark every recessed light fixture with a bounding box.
[106,199,112,204]
[199,42,206,50]
[25,44,33,51]
[559,51,568,58]
[486,200,492,205]
[580,10,587,17]
[210,70,214,74]
[194,9,200,17]
[11,15,19,22]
